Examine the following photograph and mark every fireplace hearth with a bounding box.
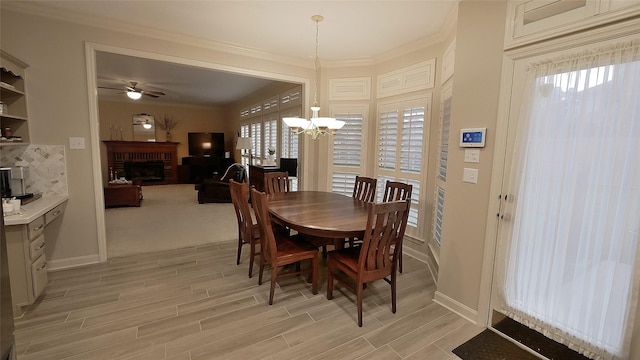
[124,161,165,183]
[104,141,179,185]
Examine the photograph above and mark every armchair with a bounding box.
[195,163,246,204]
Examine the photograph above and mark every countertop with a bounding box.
[3,195,69,226]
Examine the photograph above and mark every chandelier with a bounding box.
[283,15,345,139]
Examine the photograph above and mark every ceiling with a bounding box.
[6,1,456,106]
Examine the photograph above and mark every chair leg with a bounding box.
[311,256,318,295]
[248,241,255,278]
[269,266,278,305]
[327,260,334,300]
[258,254,265,285]
[357,281,364,327]
[398,242,403,273]
[391,268,397,314]
[236,231,242,265]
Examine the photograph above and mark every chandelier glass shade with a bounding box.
[283,15,345,139]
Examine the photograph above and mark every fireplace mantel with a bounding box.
[103,141,179,184]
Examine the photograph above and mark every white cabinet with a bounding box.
[505,0,640,49]
[5,203,65,316]
[0,50,30,145]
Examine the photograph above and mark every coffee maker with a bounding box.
[0,167,33,199]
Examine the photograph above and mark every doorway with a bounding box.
[85,43,310,261]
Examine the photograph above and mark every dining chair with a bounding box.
[251,188,319,305]
[327,199,410,327]
[346,176,378,248]
[229,179,260,278]
[352,176,377,202]
[264,171,290,194]
[383,180,413,273]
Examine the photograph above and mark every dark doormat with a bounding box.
[493,317,591,360]
[453,329,539,360]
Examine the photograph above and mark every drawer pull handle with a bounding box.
[51,210,61,216]
[35,244,45,250]
[37,262,47,271]
[33,224,44,231]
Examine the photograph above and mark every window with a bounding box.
[333,113,363,167]
[401,106,424,173]
[250,121,262,161]
[280,107,300,159]
[438,96,451,182]
[378,110,398,170]
[263,115,278,158]
[376,96,431,240]
[329,105,368,196]
[434,186,445,246]
[240,124,250,166]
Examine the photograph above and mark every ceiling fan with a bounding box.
[98,81,166,99]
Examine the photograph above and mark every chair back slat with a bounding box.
[264,171,290,194]
[359,200,410,273]
[229,179,253,243]
[383,181,413,202]
[250,188,277,263]
[352,176,377,202]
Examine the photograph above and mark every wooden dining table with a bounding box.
[267,191,370,245]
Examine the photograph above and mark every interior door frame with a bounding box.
[84,42,311,262]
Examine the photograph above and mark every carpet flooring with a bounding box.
[105,184,238,258]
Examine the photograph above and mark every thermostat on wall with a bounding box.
[460,128,486,148]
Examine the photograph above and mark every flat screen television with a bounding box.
[188,132,224,157]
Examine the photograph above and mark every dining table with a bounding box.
[267,191,370,247]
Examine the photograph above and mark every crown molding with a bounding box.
[1,2,313,70]
[3,1,459,70]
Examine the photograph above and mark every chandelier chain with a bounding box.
[314,17,320,108]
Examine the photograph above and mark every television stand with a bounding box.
[180,156,234,183]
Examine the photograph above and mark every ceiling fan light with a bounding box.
[142,123,152,129]
[127,91,142,100]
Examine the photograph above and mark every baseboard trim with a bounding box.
[434,290,479,325]
[403,245,429,264]
[48,254,101,271]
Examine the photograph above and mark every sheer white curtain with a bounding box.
[497,41,640,359]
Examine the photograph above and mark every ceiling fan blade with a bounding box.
[98,86,124,91]
[142,92,160,98]
[125,86,136,92]
[142,90,165,96]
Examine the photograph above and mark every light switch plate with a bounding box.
[69,137,85,149]
[464,149,480,163]
[463,168,478,184]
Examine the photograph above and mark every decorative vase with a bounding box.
[166,132,172,142]
[266,155,275,166]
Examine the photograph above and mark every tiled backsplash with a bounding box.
[0,144,68,196]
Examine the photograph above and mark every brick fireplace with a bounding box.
[103,141,178,184]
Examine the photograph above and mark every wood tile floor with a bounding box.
[14,241,483,359]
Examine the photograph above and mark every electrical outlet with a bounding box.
[69,137,85,149]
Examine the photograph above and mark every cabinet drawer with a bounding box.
[27,216,45,240]
[45,202,66,225]
[31,255,48,299]
[29,234,45,261]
